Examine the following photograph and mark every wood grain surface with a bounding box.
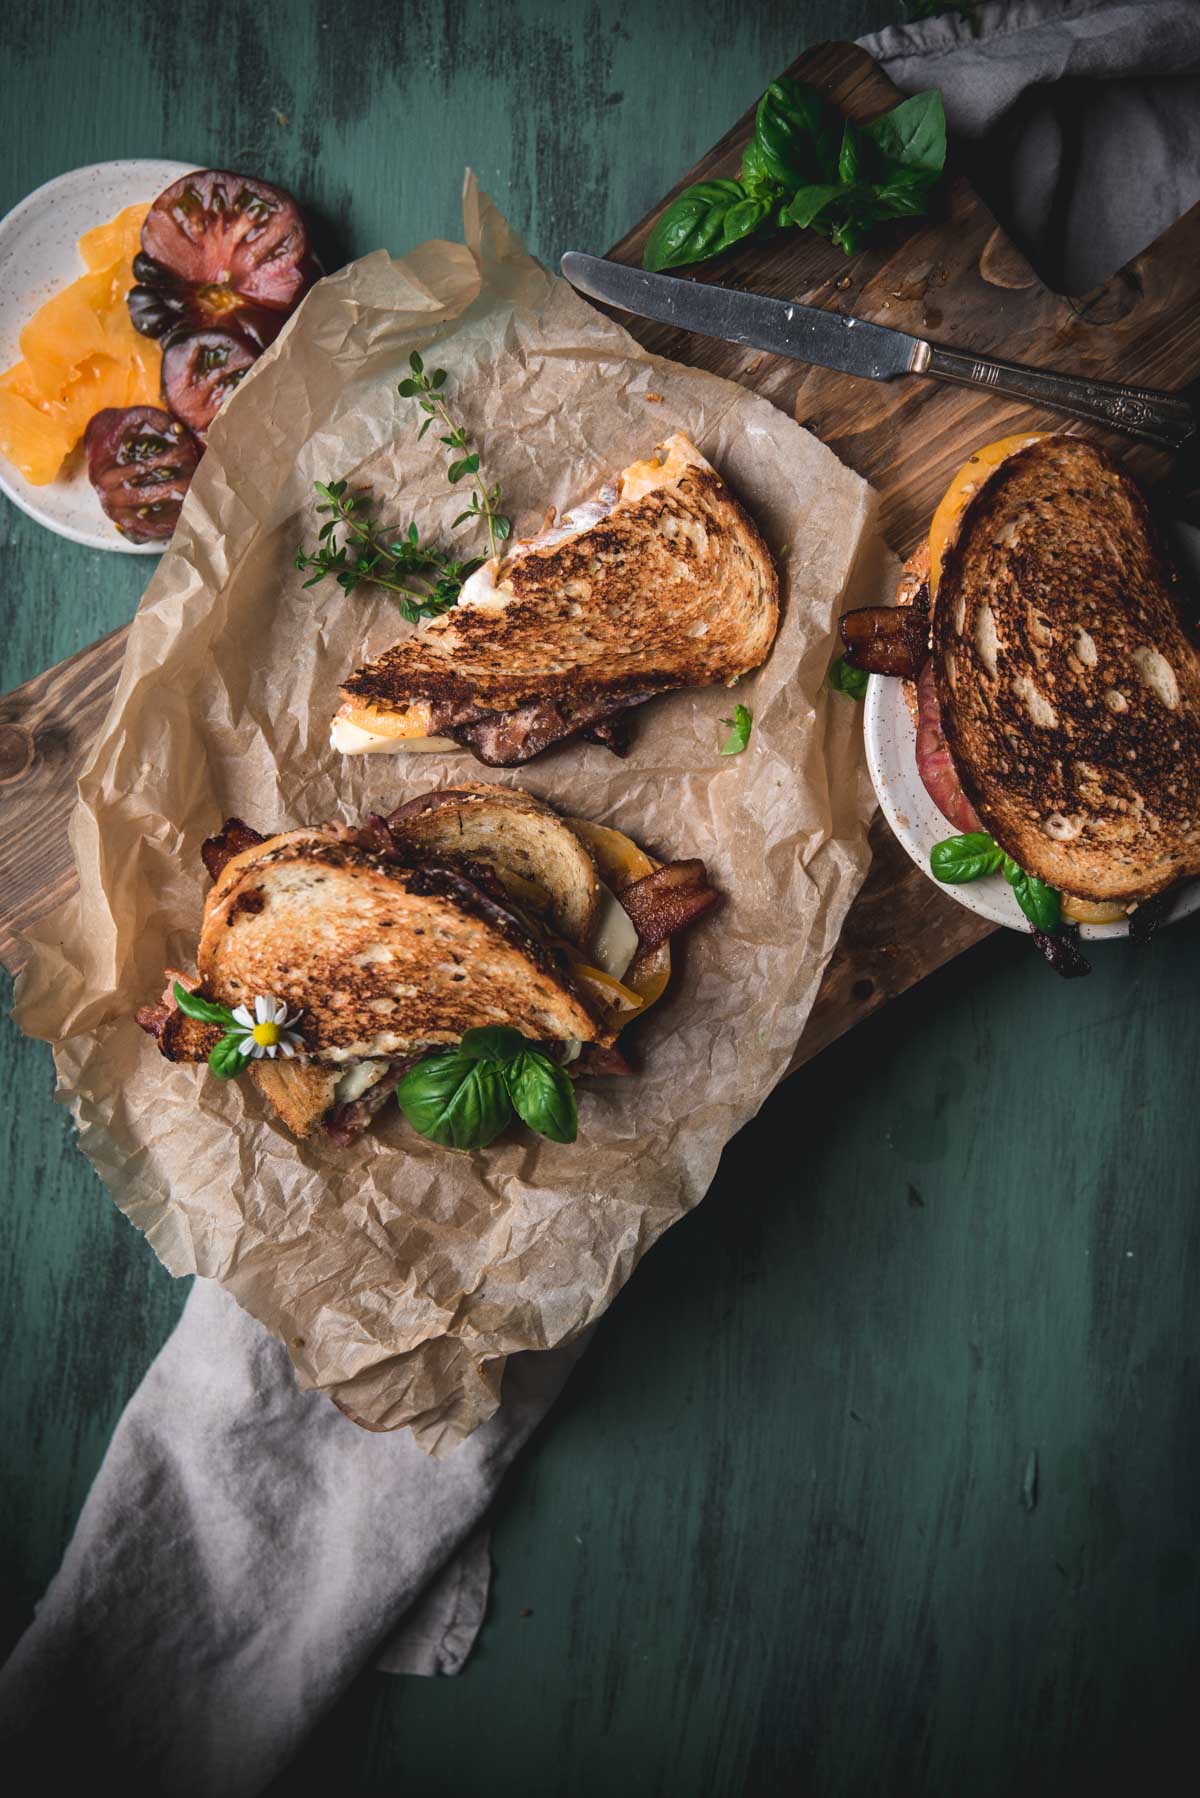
[3,6,1200,1795]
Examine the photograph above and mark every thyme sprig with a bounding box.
[294,354,510,618]
[399,352,511,561]
[293,481,478,624]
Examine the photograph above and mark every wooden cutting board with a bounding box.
[2,41,1197,1068]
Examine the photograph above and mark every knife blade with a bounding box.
[561,251,925,382]
[560,252,1196,451]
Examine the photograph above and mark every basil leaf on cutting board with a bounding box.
[642,77,947,272]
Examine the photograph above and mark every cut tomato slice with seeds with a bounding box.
[133,171,317,329]
[160,327,258,441]
[84,406,200,543]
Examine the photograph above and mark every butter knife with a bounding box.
[561,252,1195,453]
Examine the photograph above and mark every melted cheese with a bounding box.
[590,882,639,981]
[333,1061,389,1105]
[456,557,512,613]
[928,434,1047,598]
[618,433,709,505]
[330,714,457,755]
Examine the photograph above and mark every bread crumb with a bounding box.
[646,392,663,403]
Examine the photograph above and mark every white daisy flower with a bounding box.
[229,993,303,1060]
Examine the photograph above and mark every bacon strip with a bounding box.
[618,859,719,950]
[201,817,266,882]
[839,605,929,678]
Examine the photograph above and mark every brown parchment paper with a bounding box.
[15,180,887,1453]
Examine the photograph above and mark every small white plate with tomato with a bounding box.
[0,160,318,553]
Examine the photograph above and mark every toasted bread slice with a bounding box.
[934,437,1200,902]
[385,783,600,945]
[197,830,600,1060]
[336,434,778,738]
[248,1060,341,1138]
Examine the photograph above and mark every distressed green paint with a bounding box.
[4,3,1200,1792]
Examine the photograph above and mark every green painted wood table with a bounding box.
[3,4,1198,1793]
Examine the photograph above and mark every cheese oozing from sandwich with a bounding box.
[330,713,457,753]
[928,434,1046,599]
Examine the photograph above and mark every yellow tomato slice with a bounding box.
[0,203,161,486]
[569,963,646,1025]
[78,202,150,273]
[1060,894,1129,926]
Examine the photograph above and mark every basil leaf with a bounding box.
[740,137,783,200]
[753,79,837,187]
[506,1051,578,1145]
[837,123,864,186]
[861,89,946,176]
[719,702,753,755]
[930,833,1005,884]
[779,183,846,231]
[1003,858,1062,931]
[208,1033,251,1080]
[718,195,775,252]
[173,981,237,1029]
[396,1051,513,1150]
[871,169,937,218]
[459,1025,527,1062]
[827,655,869,701]
[643,179,750,272]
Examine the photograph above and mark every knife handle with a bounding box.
[921,342,1196,452]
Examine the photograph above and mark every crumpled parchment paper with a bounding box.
[15,178,885,1453]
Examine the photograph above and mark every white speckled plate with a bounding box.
[0,159,197,552]
[862,520,1200,941]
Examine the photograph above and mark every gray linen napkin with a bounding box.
[862,0,1200,293]
[0,1278,584,1792]
[2,1,1198,1788]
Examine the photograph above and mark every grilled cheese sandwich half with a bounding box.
[331,433,778,766]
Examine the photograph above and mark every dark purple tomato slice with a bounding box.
[127,252,288,352]
[160,327,258,441]
[129,171,318,344]
[85,407,201,543]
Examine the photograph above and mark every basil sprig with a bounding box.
[172,981,252,1081]
[396,1026,579,1152]
[644,79,945,272]
[929,836,1062,931]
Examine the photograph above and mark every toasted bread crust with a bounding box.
[197,831,600,1057]
[934,437,1200,902]
[340,436,778,717]
[249,1060,340,1138]
[385,783,600,945]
